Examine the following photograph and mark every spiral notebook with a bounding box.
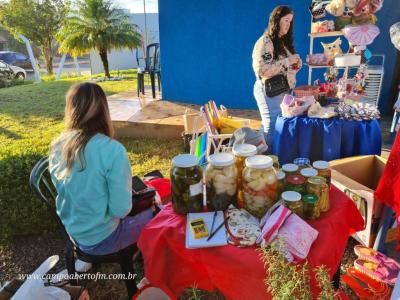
[185,211,228,249]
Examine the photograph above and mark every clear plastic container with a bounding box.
[205,153,238,211]
[242,155,277,218]
[171,154,203,215]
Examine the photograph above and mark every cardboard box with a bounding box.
[330,155,396,247]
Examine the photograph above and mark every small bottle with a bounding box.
[303,195,320,220]
[285,174,306,195]
[293,157,311,171]
[282,163,299,176]
[300,168,318,179]
[312,160,331,186]
[281,191,303,218]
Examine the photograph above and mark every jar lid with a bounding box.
[245,155,273,169]
[282,191,302,202]
[276,170,286,180]
[313,160,330,170]
[172,154,198,168]
[208,153,235,167]
[287,174,305,185]
[232,144,257,157]
[300,168,318,177]
[282,163,299,173]
[303,195,318,203]
[307,176,327,185]
[293,157,310,167]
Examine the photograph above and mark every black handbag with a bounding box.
[264,74,290,97]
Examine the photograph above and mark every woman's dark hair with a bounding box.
[265,6,295,58]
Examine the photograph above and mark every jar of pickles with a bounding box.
[300,168,318,179]
[293,158,311,171]
[171,154,203,215]
[276,170,286,196]
[281,191,303,218]
[242,155,277,218]
[303,195,320,220]
[267,155,280,170]
[307,176,330,213]
[282,163,299,176]
[205,153,238,211]
[233,144,257,208]
[285,174,306,195]
[312,161,331,186]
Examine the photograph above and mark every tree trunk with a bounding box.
[99,49,110,78]
[41,43,53,75]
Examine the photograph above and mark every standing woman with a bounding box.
[252,5,302,151]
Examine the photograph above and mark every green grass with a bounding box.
[0,69,182,241]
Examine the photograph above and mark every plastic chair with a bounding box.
[136,43,161,98]
[29,157,139,298]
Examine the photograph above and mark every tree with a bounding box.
[57,0,141,78]
[0,0,68,74]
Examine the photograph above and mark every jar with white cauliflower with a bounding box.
[242,155,278,218]
[205,153,238,211]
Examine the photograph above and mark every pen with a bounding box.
[207,216,229,241]
[209,211,218,238]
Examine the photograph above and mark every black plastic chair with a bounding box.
[136,43,161,98]
[29,157,139,298]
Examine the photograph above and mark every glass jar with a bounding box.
[282,163,299,176]
[300,168,318,179]
[293,158,311,171]
[233,144,257,209]
[312,160,331,186]
[242,155,277,218]
[205,153,238,211]
[171,154,203,215]
[307,176,330,213]
[303,195,320,220]
[281,191,303,218]
[276,170,286,196]
[267,155,280,170]
[285,174,306,195]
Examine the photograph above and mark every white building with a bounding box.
[89,12,159,74]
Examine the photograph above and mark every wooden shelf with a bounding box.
[306,64,360,69]
[308,31,344,38]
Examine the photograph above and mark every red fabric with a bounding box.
[375,132,400,249]
[138,185,364,300]
[144,178,172,205]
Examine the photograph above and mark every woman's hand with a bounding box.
[289,54,302,72]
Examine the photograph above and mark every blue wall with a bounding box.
[159,0,400,114]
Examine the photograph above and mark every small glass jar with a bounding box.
[276,170,286,196]
[307,176,330,213]
[267,155,280,170]
[242,155,277,218]
[293,158,311,171]
[282,163,299,176]
[171,154,203,215]
[312,160,331,186]
[285,174,306,195]
[303,195,320,220]
[300,168,318,179]
[281,191,303,218]
[205,153,238,211]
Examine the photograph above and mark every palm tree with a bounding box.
[57,0,141,78]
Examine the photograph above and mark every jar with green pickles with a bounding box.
[312,161,331,186]
[293,157,311,172]
[307,176,330,213]
[303,195,320,220]
[281,191,303,218]
[300,168,318,179]
[171,154,203,215]
[206,153,238,211]
[282,163,299,176]
[285,174,306,195]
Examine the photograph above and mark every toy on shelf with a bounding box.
[311,20,335,33]
[308,0,330,21]
[352,0,382,25]
[307,53,332,66]
[321,38,344,62]
[343,24,380,46]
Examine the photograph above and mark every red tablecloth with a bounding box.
[138,185,364,300]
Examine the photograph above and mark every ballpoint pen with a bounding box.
[208,210,218,239]
[207,216,229,242]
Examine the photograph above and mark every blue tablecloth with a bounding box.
[273,116,382,164]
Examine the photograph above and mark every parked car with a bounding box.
[0,51,36,70]
[0,60,26,80]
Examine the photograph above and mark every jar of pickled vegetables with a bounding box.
[242,155,277,218]
[285,174,306,195]
[307,176,330,213]
[303,195,320,220]
[281,191,303,218]
[267,155,280,170]
[205,153,238,211]
[300,168,318,179]
[282,163,299,176]
[293,157,311,171]
[171,154,203,215]
[312,161,331,186]
[233,144,257,208]
[276,170,286,196]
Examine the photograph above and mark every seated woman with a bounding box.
[252,5,302,151]
[49,82,153,255]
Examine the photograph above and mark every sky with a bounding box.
[115,0,158,13]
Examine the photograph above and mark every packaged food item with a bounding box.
[282,163,299,175]
[285,174,306,195]
[171,154,203,215]
[267,155,280,170]
[300,168,318,179]
[281,191,303,218]
[307,176,330,212]
[303,195,320,220]
[233,144,257,208]
[206,153,238,211]
[312,160,331,185]
[242,155,277,218]
[276,170,286,196]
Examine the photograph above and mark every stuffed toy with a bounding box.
[321,38,344,62]
[312,20,335,33]
[309,0,330,21]
[326,0,346,17]
[352,0,381,25]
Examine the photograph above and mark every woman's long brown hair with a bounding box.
[265,5,296,58]
[52,82,113,177]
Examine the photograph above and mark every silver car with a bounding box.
[0,60,26,80]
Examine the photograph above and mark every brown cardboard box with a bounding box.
[330,155,395,247]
